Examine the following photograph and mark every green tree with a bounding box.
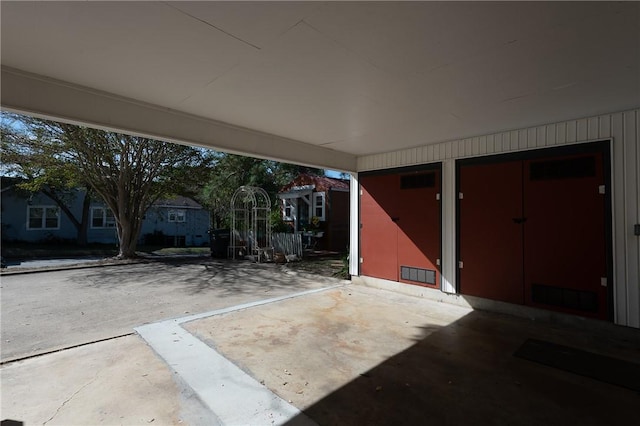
[201,153,322,229]
[1,113,95,245]
[1,113,210,258]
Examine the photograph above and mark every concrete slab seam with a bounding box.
[136,285,344,425]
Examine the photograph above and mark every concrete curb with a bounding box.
[136,285,345,426]
[0,259,149,276]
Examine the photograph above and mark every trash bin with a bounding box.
[209,228,230,258]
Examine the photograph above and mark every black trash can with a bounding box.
[209,228,230,258]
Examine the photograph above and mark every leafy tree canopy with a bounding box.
[1,112,211,257]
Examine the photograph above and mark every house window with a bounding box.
[168,210,186,222]
[282,199,294,221]
[91,207,116,228]
[313,192,326,221]
[27,206,60,230]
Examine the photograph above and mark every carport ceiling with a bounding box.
[1,1,639,167]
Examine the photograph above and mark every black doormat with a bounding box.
[514,339,640,392]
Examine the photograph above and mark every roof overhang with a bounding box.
[2,2,638,171]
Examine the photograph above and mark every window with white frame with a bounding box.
[312,192,326,221]
[91,206,116,228]
[27,206,60,230]
[168,209,186,222]
[282,199,295,221]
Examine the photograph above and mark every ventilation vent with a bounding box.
[531,284,597,312]
[529,156,596,180]
[400,266,436,285]
[400,173,435,189]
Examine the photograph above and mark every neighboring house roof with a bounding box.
[279,174,349,195]
[153,195,203,209]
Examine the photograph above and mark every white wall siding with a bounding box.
[356,108,640,328]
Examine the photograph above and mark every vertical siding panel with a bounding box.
[445,141,452,159]
[416,146,423,164]
[517,129,527,149]
[452,140,460,158]
[546,124,557,146]
[566,120,577,143]
[588,117,599,140]
[511,130,519,151]
[503,132,511,151]
[528,127,537,148]
[536,126,546,147]
[479,136,487,155]
[472,137,480,156]
[427,144,434,162]
[599,115,611,139]
[611,112,628,325]
[495,133,504,153]
[487,134,495,154]
[577,117,588,141]
[556,122,567,145]
[624,110,639,327]
[364,155,370,170]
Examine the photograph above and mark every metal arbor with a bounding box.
[228,186,273,262]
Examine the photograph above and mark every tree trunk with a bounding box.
[116,218,139,259]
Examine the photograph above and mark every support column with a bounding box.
[349,173,360,276]
[441,160,457,293]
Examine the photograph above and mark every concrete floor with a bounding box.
[3,270,639,425]
[184,285,640,425]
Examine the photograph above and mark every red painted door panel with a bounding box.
[459,162,524,304]
[523,153,607,319]
[360,174,398,281]
[396,173,441,287]
[360,170,441,286]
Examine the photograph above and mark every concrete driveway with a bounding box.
[2,259,639,425]
[0,258,337,362]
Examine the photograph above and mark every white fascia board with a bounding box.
[1,66,357,172]
[278,190,314,199]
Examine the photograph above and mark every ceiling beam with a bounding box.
[1,66,357,172]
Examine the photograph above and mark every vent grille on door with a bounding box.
[400,173,435,189]
[529,157,596,180]
[400,266,436,284]
[531,283,597,312]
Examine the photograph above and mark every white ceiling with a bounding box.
[1,1,639,166]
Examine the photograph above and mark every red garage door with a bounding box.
[360,167,441,287]
[458,144,610,320]
[524,153,608,319]
[458,161,524,304]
